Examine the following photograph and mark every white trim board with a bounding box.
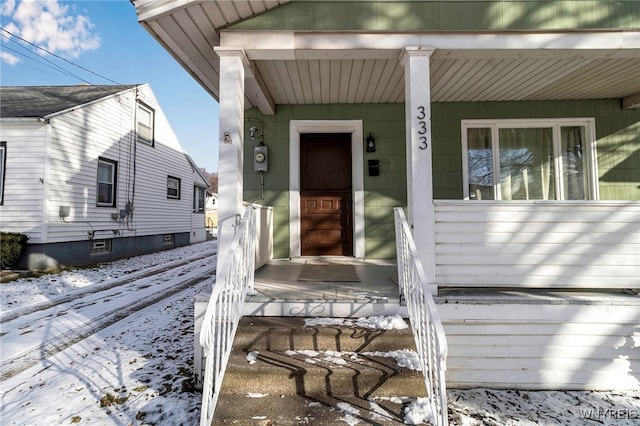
[289,120,365,259]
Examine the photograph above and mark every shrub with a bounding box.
[0,232,29,269]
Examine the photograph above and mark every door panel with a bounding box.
[301,134,353,256]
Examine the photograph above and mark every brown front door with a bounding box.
[300,133,353,256]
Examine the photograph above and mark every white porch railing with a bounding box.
[199,205,257,426]
[394,207,449,426]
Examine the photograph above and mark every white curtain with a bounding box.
[498,128,554,200]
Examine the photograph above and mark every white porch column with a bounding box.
[400,46,437,294]
[214,47,247,265]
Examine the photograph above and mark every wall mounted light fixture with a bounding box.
[366,132,376,152]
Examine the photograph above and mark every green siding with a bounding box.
[229,1,639,32]
[244,100,640,259]
[244,104,408,259]
[432,99,640,200]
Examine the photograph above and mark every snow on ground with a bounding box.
[1,240,639,425]
[1,240,216,312]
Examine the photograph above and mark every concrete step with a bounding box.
[212,317,426,425]
[221,348,425,398]
[213,393,413,425]
[234,317,416,353]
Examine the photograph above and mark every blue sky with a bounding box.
[0,0,220,172]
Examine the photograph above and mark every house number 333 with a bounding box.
[416,106,428,150]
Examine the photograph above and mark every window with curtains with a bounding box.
[462,119,598,201]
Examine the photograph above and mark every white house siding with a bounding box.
[45,89,137,243]
[129,87,194,238]
[434,201,640,289]
[0,122,47,243]
[191,214,206,243]
[437,297,640,390]
[43,85,197,244]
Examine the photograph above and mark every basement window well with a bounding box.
[90,239,111,255]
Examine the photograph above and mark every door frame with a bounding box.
[289,120,364,258]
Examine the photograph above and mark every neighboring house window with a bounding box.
[90,239,111,255]
[193,186,205,213]
[137,102,155,145]
[163,234,174,245]
[167,176,181,199]
[462,119,598,201]
[0,141,6,205]
[97,158,117,207]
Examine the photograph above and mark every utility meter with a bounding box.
[254,145,268,172]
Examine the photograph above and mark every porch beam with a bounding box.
[622,92,640,109]
[214,47,247,264]
[244,61,276,116]
[400,46,437,295]
[221,31,640,60]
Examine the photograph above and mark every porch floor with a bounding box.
[243,257,639,318]
[243,257,407,317]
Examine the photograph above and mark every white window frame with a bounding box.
[193,186,205,213]
[137,102,155,145]
[167,175,181,199]
[97,158,117,207]
[461,118,598,201]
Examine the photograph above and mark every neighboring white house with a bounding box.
[205,192,218,233]
[0,84,209,270]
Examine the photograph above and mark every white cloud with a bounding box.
[3,0,100,59]
[1,51,20,65]
[0,0,16,16]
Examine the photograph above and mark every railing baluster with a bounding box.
[394,207,449,426]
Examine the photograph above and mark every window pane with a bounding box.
[137,103,154,144]
[138,124,152,142]
[561,126,586,200]
[97,163,113,183]
[167,176,180,198]
[467,128,494,200]
[97,161,114,205]
[499,128,555,200]
[138,105,151,126]
[199,190,205,211]
[98,182,112,204]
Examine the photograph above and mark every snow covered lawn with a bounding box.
[1,240,638,425]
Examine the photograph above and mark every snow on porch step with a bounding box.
[218,316,425,400]
[233,316,416,353]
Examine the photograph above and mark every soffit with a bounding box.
[134,0,292,101]
[134,1,640,109]
[253,53,640,105]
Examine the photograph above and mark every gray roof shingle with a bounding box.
[0,85,139,118]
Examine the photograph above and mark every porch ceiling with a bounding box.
[133,0,640,110]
